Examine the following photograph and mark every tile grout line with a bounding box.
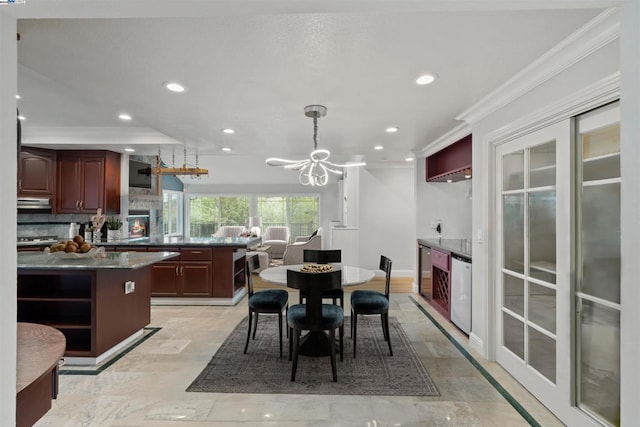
[408,296,541,427]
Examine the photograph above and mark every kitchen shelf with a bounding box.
[426,134,472,182]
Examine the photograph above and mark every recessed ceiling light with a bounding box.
[386,127,399,133]
[374,145,384,150]
[222,147,232,152]
[18,115,25,121]
[16,94,21,100]
[465,174,472,179]
[222,128,235,134]
[416,74,437,85]
[118,113,132,121]
[405,157,414,162]
[124,148,135,152]
[446,179,453,183]
[163,82,186,93]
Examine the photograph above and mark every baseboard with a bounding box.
[469,332,485,356]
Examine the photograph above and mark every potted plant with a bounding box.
[106,216,123,241]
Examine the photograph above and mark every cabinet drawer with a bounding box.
[117,247,147,252]
[181,248,212,261]
[148,247,181,259]
[431,249,450,271]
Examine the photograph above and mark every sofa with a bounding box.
[214,226,246,238]
[283,228,323,265]
[261,226,290,259]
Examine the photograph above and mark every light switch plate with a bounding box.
[124,281,135,294]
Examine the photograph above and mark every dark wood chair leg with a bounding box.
[251,312,259,340]
[339,325,344,361]
[244,311,253,354]
[384,313,393,356]
[352,312,358,358]
[350,308,355,338]
[329,328,337,382]
[291,328,300,381]
[288,326,293,361]
[278,311,283,358]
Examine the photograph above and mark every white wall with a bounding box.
[358,166,415,276]
[415,156,472,239]
[0,11,17,426]
[619,1,640,424]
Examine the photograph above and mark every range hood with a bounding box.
[17,197,52,211]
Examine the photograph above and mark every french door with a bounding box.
[495,121,572,416]
[494,103,620,425]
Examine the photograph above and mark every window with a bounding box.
[257,196,319,237]
[189,196,250,237]
[163,190,183,236]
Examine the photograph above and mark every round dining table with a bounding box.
[259,264,375,287]
[259,263,375,357]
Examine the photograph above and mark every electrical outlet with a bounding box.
[124,281,135,294]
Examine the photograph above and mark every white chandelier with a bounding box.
[266,105,365,186]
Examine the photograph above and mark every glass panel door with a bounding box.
[499,139,558,384]
[495,120,571,419]
[575,103,620,425]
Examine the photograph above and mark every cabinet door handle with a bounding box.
[18,179,21,190]
[190,251,202,254]
[180,266,184,276]
[76,200,80,208]
[175,266,179,276]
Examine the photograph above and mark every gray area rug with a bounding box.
[187,316,439,396]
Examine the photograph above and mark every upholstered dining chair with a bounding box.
[286,269,344,382]
[300,249,343,307]
[244,254,289,357]
[350,255,393,358]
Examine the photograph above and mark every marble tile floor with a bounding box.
[36,293,564,427]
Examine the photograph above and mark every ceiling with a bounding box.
[15,6,603,170]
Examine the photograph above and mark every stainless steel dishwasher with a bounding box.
[450,255,472,334]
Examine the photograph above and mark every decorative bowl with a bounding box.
[44,246,104,259]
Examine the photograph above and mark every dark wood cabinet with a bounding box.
[148,247,213,297]
[18,147,56,198]
[431,248,451,320]
[17,267,151,357]
[56,150,121,214]
[426,134,472,182]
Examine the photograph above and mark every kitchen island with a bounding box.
[17,251,179,365]
[100,236,261,305]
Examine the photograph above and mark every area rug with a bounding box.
[187,316,439,396]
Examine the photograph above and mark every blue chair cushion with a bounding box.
[287,304,344,329]
[249,289,288,310]
[351,290,388,311]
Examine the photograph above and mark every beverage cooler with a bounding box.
[450,255,472,334]
[418,244,431,299]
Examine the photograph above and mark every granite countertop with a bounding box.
[17,251,179,270]
[417,238,472,259]
[108,235,261,247]
[18,236,261,248]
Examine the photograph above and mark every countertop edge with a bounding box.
[417,238,472,259]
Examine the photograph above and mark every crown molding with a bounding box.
[419,122,472,158]
[22,126,180,146]
[457,7,620,125]
[485,72,619,146]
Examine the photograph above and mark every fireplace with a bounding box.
[128,210,150,238]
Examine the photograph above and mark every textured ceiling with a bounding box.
[16,8,602,165]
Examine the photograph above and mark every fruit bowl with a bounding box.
[44,246,104,259]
